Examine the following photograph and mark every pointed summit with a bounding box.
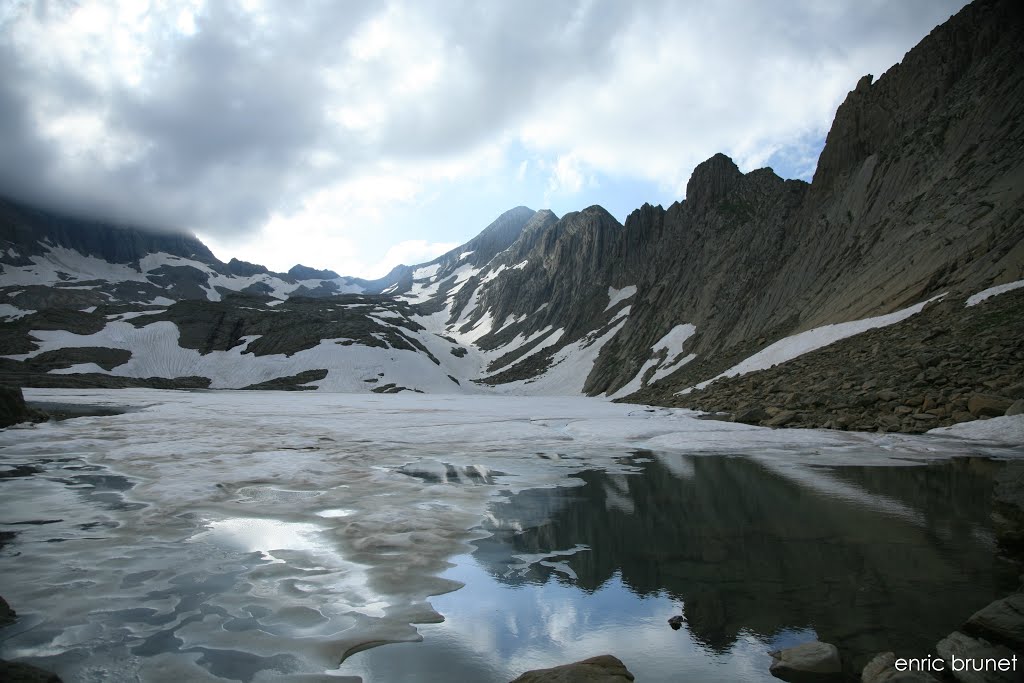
[685,153,743,211]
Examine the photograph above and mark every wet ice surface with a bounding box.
[1,390,1022,682]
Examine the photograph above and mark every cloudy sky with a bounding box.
[0,0,967,278]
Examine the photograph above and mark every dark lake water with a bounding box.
[1,445,1016,683]
[344,452,1015,682]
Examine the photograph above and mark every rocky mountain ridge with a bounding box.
[456,0,1023,405]
[0,194,419,308]
[1,0,1022,434]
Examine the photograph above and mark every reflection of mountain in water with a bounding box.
[473,454,1013,664]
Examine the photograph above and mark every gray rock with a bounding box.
[861,652,940,682]
[877,414,903,431]
[769,641,842,682]
[0,595,15,626]
[0,386,46,428]
[0,659,63,682]
[968,394,1014,418]
[766,410,798,427]
[509,655,634,682]
[832,414,853,429]
[964,593,1024,651]
[936,630,1018,683]
[862,652,896,682]
[241,369,327,391]
[734,407,770,424]
[1006,399,1024,417]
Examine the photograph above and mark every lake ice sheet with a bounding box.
[1,389,1022,682]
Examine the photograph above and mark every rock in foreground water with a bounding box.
[769,641,842,682]
[509,655,634,682]
[861,651,940,682]
[0,386,46,428]
[0,659,63,682]
[0,595,15,626]
[964,593,1024,651]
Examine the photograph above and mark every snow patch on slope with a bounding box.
[0,303,34,320]
[649,325,698,383]
[966,279,1024,306]
[484,327,566,376]
[479,264,507,284]
[413,263,441,279]
[605,285,637,311]
[7,320,483,393]
[609,324,697,400]
[493,318,628,396]
[3,246,364,302]
[2,245,148,286]
[682,295,944,394]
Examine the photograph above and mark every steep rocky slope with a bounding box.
[0,195,404,309]
[653,288,1024,433]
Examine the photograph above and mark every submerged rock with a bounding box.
[936,631,1018,683]
[861,652,940,682]
[0,595,15,626]
[0,659,63,682]
[769,641,842,682]
[509,655,634,682]
[964,593,1024,651]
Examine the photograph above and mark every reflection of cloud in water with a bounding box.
[346,556,796,682]
[190,518,326,558]
[316,508,355,518]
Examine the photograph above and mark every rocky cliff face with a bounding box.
[0,195,379,308]
[467,206,624,345]
[509,0,1021,399]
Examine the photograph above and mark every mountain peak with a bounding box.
[685,153,743,211]
[288,264,340,280]
[811,0,1019,194]
[226,258,269,277]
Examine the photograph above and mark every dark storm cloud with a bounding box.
[0,0,969,238]
[0,0,379,234]
[0,0,646,236]
[367,0,635,157]
[0,44,57,204]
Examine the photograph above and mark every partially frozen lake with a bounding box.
[1,390,1022,681]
